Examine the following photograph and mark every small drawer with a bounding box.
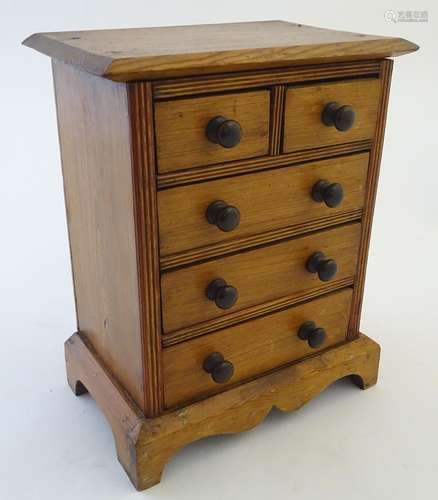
[158,153,368,257]
[155,90,270,173]
[163,288,353,407]
[161,223,361,333]
[283,78,380,153]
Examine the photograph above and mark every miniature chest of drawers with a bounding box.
[24,21,417,490]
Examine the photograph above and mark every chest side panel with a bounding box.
[53,61,146,410]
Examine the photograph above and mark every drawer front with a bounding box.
[155,90,270,172]
[163,288,353,407]
[283,78,380,153]
[161,223,361,333]
[158,153,368,257]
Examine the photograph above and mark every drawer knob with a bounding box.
[206,116,241,148]
[298,321,327,348]
[306,251,338,282]
[321,102,356,131]
[206,278,238,309]
[206,200,240,232]
[311,180,344,208]
[203,352,234,383]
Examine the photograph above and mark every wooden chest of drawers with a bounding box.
[24,21,417,490]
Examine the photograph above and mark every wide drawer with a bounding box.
[155,90,270,172]
[283,78,380,153]
[163,288,353,407]
[158,153,368,257]
[161,223,361,333]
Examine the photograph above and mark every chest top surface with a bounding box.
[23,20,417,81]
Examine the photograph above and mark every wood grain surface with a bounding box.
[161,223,361,333]
[160,210,363,272]
[128,82,164,416]
[158,153,369,257]
[163,289,353,407]
[155,90,270,172]
[157,139,372,189]
[23,21,418,80]
[348,59,394,339]
[65,330,380,490]
[153,60,381,99]
[162,276,355,346]
[269,84,286,155]
[52,61,146,409]
[283,78,380,153]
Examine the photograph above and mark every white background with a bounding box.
[1,1,437,499]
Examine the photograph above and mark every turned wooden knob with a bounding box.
[206,200,240,232]
[206,116,241,148]
[321,102,355,131]
[311,180,344,208]
[298,321,327,348]
[203,352,234,383]
[206,279,238,309]
[306,252,338,282]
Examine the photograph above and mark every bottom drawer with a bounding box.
[163,288,353,408]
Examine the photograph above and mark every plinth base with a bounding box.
[65,332,380,490]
